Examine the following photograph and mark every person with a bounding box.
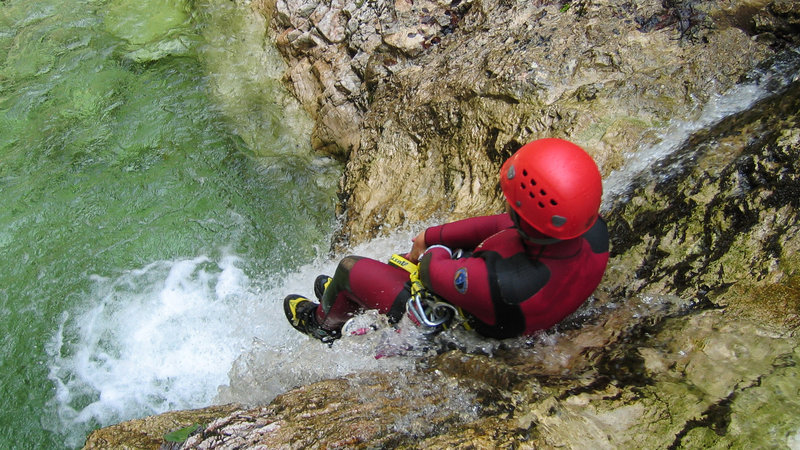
[283,138,609,343]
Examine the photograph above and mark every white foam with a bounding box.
[215,227,434,406]
[601,83,765,209]
[45,228,431,446]
[46,253,279,446]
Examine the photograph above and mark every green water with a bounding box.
[0,0,339,446]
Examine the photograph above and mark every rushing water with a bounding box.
[0,0,339,447]
[601,47,800,209]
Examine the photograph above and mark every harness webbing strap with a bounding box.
[388,254,425,296]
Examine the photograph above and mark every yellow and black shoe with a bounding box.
[313,275,332,301]
[283,294,341,344]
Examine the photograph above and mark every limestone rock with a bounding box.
[262,0,795,245]
[82,404,240,450]
[605,79,800,329]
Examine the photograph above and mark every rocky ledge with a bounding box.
[84,0,800,448]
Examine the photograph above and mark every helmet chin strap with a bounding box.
[509,209,562,245]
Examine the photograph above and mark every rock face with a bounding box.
[81,405,240,450]
[263,0,796,246]
[83,0,800,448]
[606,78,800,328]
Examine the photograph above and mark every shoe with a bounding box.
[314,275,332,301]
[283,294,341,343]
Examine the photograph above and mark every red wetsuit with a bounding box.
[419,213,609,338]
[316,213,609,338]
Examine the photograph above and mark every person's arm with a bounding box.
[425,214,512,249]
[408,214,512,262]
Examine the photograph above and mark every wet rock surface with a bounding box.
[605,76,800,330]
[81,405,240,450]
[83,0,800,448]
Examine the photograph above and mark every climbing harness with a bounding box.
[388,253,468,333]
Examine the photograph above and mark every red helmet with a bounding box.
[500,138,602,240]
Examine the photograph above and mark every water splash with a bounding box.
[45,254,271,447]
[42,228,420,445]
[216,228,431,407]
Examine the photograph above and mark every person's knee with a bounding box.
[339,255,362,272]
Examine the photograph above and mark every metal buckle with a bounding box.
[406,292,457,332]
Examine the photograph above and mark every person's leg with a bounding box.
[318,256,361,314]
[316,256,411,331]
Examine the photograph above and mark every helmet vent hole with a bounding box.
[520,182,526,189]
[538,202,545,208]
[552,215,567,227]
[523,169,528,177]
[540,189,547,196]
[530,179,537,186]
[550,199,558,206]
[529,192,535,199]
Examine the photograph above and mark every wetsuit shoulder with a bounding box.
[487,252,550,305]
[582,217,609,254]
